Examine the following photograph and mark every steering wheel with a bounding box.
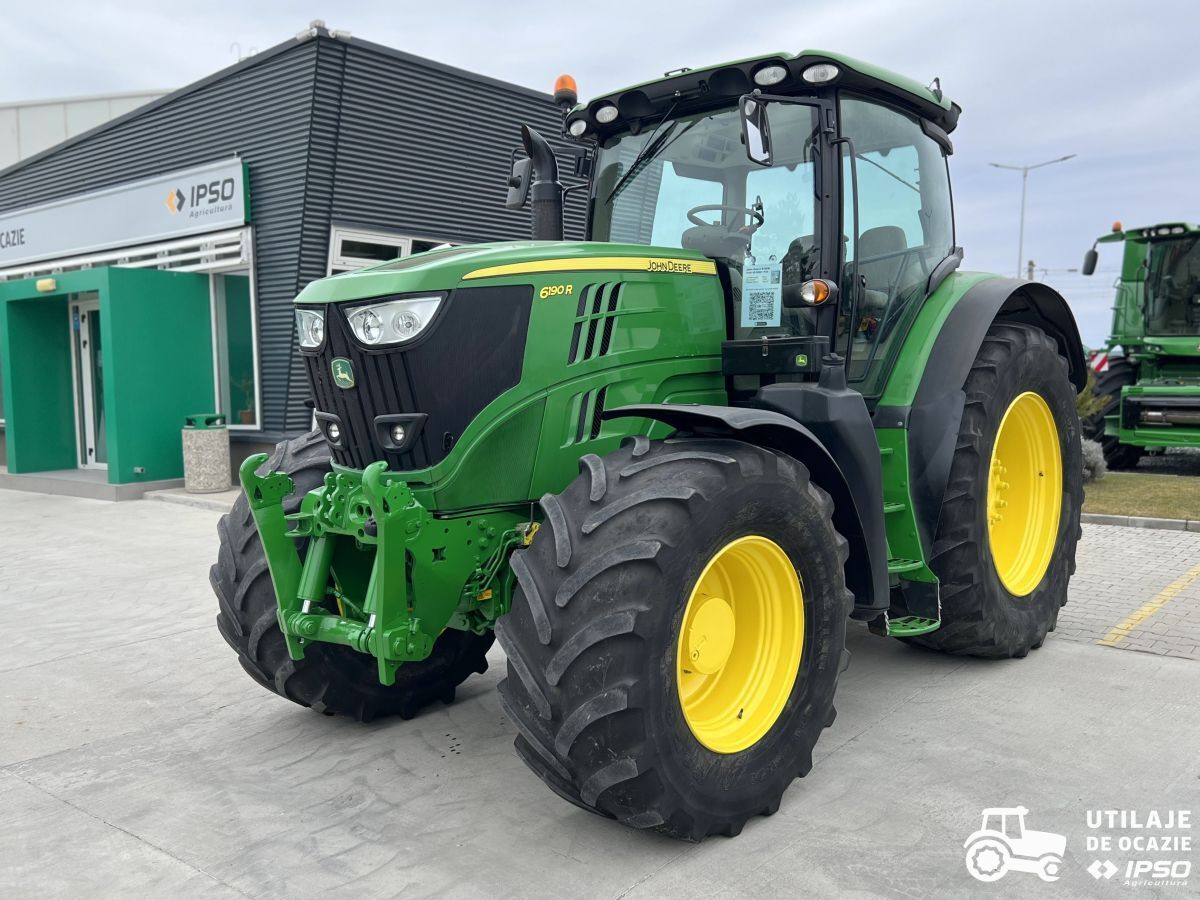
[687,204,764,233]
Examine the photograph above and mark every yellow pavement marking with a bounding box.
[1097,561,1200,646]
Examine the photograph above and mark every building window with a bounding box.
[327,226,454,274]
[212,271,261,429]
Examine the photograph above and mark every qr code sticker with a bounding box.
[747,290,777,325]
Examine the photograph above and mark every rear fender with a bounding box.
[603,403,888,616]
[877,277,1086,556]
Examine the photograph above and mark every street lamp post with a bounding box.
[989,154,1076,278]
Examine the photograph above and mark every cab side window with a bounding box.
[839,95,954,391]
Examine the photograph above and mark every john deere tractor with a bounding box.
[211,50,1084,840]
[1081,222,1200,468]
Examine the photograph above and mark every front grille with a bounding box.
[304,285,533,471]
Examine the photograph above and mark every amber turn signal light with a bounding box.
[799,279,833,305]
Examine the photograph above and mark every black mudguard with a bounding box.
[875,277,1087,556]
[604,402,889,617]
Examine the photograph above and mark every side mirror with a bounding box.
[505,154,532,210]
[1082,247,1098,276]
[740,95,773,166]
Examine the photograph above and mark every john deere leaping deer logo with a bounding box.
[331,357,355,389]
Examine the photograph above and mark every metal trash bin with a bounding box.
[182,413,232,493]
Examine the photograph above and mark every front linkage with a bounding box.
[238,455,531,686]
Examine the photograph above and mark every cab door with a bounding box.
[836,95,956,396]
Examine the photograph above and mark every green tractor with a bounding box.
[1081,221,1200,468]
[211,50,1085,840]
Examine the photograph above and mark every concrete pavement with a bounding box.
[1,489,1197,898]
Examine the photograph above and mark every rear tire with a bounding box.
[1084,360,1143,469]
[909,323,1082,658]
[497,436,852,840]
[210,430,493,721]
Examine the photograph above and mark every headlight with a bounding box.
[344,295,443,346]
[295,308,326,349]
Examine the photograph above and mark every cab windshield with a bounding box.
[1146,236,1200,335]
[587,97,955,396]
[590,104,823,337]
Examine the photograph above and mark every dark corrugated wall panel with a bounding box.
[285,39,350,433]
[328,42,586,244]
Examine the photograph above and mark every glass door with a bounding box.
[69,295,107,469]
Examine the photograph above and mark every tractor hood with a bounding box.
[294,241,718,305]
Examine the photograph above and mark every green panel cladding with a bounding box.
[103,268,214,482]
[0,292,76,472]
[0,267,214,482]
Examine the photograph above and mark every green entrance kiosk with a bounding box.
[0,267,215,495]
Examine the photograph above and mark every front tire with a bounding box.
[210,430,493,721]
[911,323,1083,658]
[497,436,852,840]
[1084,359,1143,469]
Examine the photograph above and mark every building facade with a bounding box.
[0,25,582,492]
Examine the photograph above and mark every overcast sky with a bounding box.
[5,0,1199,344]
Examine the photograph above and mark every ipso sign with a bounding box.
[0,158,248,269]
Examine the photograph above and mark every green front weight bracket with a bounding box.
[240,455,434,684]
[242,454,529,686]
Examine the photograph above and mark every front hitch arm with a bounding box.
[238,453,307,660]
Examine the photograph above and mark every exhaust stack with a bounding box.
[521,125,563,241]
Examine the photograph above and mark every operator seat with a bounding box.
[856,225,908,312]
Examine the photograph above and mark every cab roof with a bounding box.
[565,49,960,143]
[1098,222,1200,243]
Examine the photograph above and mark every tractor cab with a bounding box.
[559,53,959,398]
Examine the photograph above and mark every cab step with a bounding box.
[887,557,924,574]
[882,501,906,514]
[885,615,941,637]
[868,613,942,638]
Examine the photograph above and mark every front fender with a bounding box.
[603,403,889,616]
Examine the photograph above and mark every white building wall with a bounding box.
[0,91,167,170]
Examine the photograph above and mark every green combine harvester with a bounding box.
[212,50,1085,840]
[1081,222,1200,468]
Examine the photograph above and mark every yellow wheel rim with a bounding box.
[987,391,1063,596]
[676,535,804,754]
